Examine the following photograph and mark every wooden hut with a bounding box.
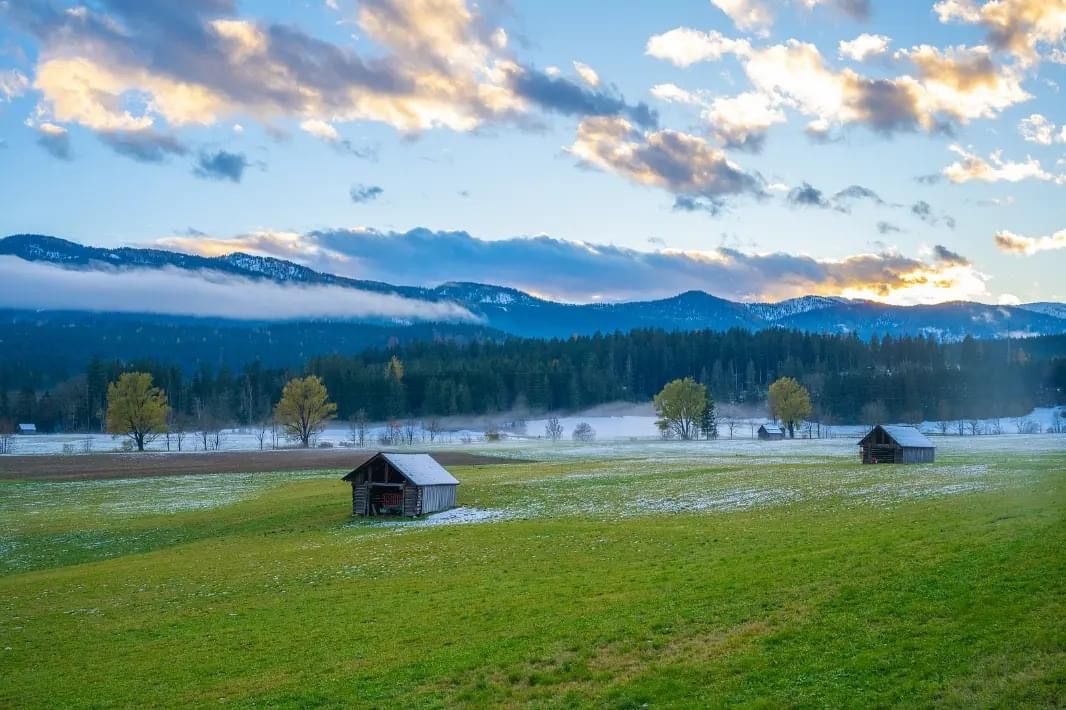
[342,452,459,517]
[858,425,935,464]
[757,424,785,441]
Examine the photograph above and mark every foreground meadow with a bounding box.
[1,438,1064,707]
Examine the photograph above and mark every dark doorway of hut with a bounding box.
[368,484,404,516]
[866,444,897,464]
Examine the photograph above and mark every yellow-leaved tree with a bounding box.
[106,372,170,451]
[275,375,337,448]
[768,377,812,439]
[653,377,706,441]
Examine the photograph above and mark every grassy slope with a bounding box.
[0,452,1063,708]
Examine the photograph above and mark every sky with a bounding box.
[0,0,1064,307]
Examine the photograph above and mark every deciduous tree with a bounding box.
[105,372,169,451]
[572,422,595,442]
[275,376,337,448]
[654,378,706,441]
[545,415,563,442]
[768,377,811,439]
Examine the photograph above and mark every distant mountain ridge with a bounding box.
[2,233,1065,342]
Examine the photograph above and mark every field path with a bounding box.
[0,449,526,481]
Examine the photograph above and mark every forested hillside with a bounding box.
[4,329,1063,432]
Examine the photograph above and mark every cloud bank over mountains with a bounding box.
[157,226,989,305]
[0,256,480,322]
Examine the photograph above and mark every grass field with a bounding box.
[1,439,1064,707]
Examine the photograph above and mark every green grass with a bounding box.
[1,448,1064,708]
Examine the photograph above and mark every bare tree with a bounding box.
[349,409,369,448]
[0,418,15,455]
[270,417,281,450]
[572,422,596,442]
[966,419,983,436]
[987,418,1003,435]
[545,415,563,442]
[424,417,442,443]
[936,419,950,435]
[165,410,188,452]
[955,419,966,436]
[197,414,224,451]
[402,420,418,445]
[380,420,402,446]
[254,419,270,450]
[721,416,738,439]
[167,413,189,452]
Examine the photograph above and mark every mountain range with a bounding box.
[3,233,1065,345]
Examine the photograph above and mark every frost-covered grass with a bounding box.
[0,442,1063,707]
[6,406,1062,455]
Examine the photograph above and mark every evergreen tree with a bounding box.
[700,388,718,440]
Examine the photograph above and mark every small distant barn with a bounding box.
[757,424,785,441]
[16,423,37,435]
[342,452,459,517]
[859,425,935,464]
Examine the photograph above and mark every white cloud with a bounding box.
[645,28,750,67]
[0,69,29,101]
[1018,113,1066,144]
[942,144,1060,183]
[703,91,786,151]
[711,0,774,33]
[650,84,784,151]
[839,34,891,61]
[567,116,765,209]
[934,0,1066,65]
[300,119,340,141]
[994,228,1066,255]
[491,27,508,50]
[708,0,871,33]
[572,61,600,87]
[646,33,1031,139]
[650,83,701,104]
[0,256,479,322]
[14,0,530,142]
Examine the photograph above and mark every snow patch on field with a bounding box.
[632,487,798,514]
[361,507,518,528]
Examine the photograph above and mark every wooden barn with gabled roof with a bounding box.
[757,424,785,441]
[859,425,935,464]
[343,452,459,517]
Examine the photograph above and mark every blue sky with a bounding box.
[0,0,1064,305]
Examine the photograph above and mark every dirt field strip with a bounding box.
[0,450,528,481]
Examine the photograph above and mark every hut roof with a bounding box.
[344,452,460,486]
[860,425,934,448]
[760,424,784,434]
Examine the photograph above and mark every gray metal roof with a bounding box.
[864,425,935,448]
[760,424,784,434]
[380,453,460,486]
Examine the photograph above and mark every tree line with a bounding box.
[1,329,1063,433]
